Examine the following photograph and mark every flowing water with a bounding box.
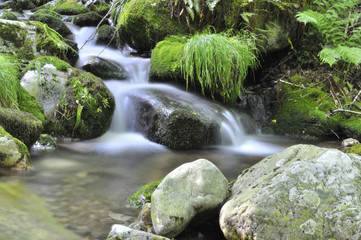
[0,24,342,240]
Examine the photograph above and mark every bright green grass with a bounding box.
[0,54,21,109]
[182,31,259,104]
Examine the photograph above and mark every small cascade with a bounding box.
[66,22,268,152]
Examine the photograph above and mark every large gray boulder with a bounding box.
[220,144,361,240]
[127,89,220,150]
[151,159,228,238]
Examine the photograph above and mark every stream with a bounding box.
[0,22,342,240]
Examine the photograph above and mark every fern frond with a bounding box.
[296,10,324,26]
[336,46,361,66]
[318,47,340,66]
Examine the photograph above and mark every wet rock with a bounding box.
[241,94,268,126]
[0,107,43,148]
[107,224,170,240]
[1,11,18,20]
[128,89,220,150]
[220,144,361,240]
[82,57,127,80]
[138,202,152,230]
[151,159,228,238]
[96,24,117,48]
[72,11,104,26]
[0,126,30,169]
[33,134,56,150]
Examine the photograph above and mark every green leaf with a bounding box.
[318,47,340,66]
[296,10,323,26]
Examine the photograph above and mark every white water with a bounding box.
[66,23,284,156]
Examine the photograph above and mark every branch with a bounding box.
[326,109,361,119]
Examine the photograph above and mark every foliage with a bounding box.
[128,179,162,208]
[0,54,21,109]
[182,30,259,104]
[296,0,361,68]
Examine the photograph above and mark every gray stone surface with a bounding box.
[220,144,361,240]
[107,224,170,240]
[151,159,228,238]
[0,135,29,169]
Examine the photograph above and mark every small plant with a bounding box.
[182,30,259,104]
[128,179,162,208]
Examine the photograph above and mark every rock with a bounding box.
[346,143,361,155]
[342,138,359,147]
[33,134,56,150]
[138,202,152,230]
[82,57,127,80]
[0,19,78,62]
[72,11,104,26]
[21,56,115,140]
[241,94,268,126]
[96,25,117,47]
[0,126,31,169]
[29,9,72,38]
[0,107,43,148]
[113,0,188,51]
[107,224,170,240]
[220,144,361,240]
[128,89,220,150]
[151,159,228,238]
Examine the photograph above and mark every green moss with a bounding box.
[0,125,30,162]
[17,86,46,123]
[0,107,43,148]
[30,21,78,62]
[30,9,71,37]
[22,56,71,75]
[96,25,117,47]
[0,20,27,53]
[1,12,18,20]
[274,85,341,139]
[54,0,88,15]
[128,179,163,208]
[115,0,188,51]
[340,118,361,140]
[150,36,186,81]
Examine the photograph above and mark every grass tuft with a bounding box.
[0,54,21,109]
[182,31,259,104]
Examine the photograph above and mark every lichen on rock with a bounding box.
[220,144,361,240]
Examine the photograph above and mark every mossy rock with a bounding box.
[114,0,188,52]
[0,126,31,169]
[273,85,340,139]
[47,69,115,139]
[72,11,104,26]
[0,19,78,62]
[150,36,185,82]
[30,9,72,37]
[96,25,117,47]
[22,56,71,74]
[0,107,43,148]
[1,12,18,20]
[54,0,88,15]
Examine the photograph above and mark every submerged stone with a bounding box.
[220,144,361,240]
[107,224,170,240]
[0,181,80,239]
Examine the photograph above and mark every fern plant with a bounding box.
[182,30,259,104]
[296,0,361,68]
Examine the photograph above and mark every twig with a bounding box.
[277,79,305,89]
[350,89,361,106]
[326,109,361,118]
